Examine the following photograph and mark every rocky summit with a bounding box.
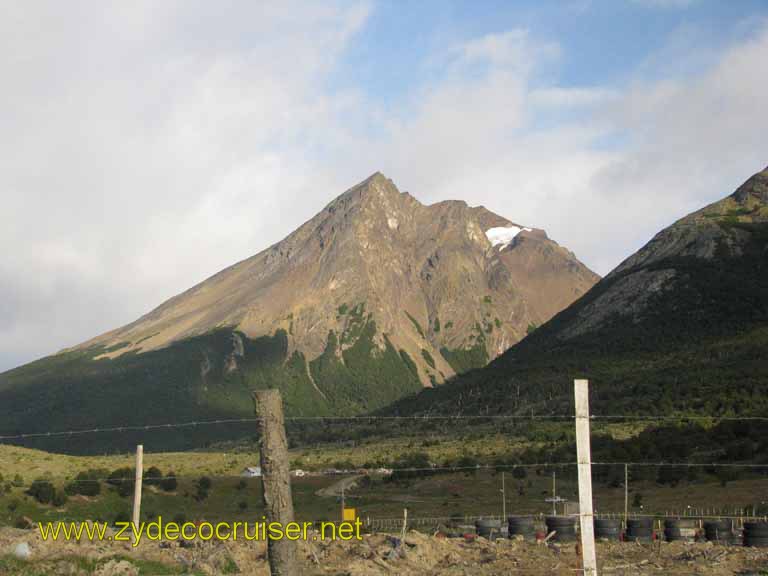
[0,173,597,452]
[388,166,768,419]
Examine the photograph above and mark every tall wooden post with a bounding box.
[624,463,629,527]
[132,444,143,533]
[253,390,299,576]
[575,379,598,576]
[552,471,557,515]
[501,472,506,520]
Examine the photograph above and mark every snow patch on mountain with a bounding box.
[485,226,532,249]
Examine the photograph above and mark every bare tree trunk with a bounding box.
[253,390,299,575]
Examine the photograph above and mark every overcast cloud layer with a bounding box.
[1,1,767,371]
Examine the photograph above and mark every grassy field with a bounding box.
[2,441,767,529]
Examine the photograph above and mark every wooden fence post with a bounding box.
[254,390,299,576]
[575,379,598,576]
[132,444,143,537]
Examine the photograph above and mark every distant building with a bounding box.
[291,469,306,477]
[242,466,262,478]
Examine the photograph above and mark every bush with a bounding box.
[107,467,133,486]
[144,466,163,486]
[197,476,212,491]
[195,476,212,501]
[52,490,68,507]
[113,511,130,526]
[389,452,432,482]
[160,472,178,492]
[27,479,55,504]
[173,513,187,525]
[11,474,23,487]
[117,480,134,498]
[65,470,101,497]
[455,455,478,475]
[106,467,134,497]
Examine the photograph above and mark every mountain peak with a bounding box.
[732,166,768,206]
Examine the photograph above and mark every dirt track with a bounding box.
[3,526,768,575]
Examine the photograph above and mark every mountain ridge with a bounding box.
[0,172,598,452]
[384,165,768,419]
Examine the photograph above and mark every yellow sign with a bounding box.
[342,508,357,522]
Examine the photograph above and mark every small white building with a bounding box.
[242,466,262,478]
[291,469,306,477]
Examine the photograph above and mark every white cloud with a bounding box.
[1,4,766,371]
[0,1,371,368]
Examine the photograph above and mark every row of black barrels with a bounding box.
[475,517,768,547]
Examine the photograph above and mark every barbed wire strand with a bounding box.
[3,413,768,440]
[15,459,768,487]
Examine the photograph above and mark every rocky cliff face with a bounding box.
[0,172,598,452]
[384,166,768,419]
[78,172,598,385]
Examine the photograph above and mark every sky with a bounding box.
[1,0,767,372]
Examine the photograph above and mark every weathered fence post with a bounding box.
[132,444,143,539]
[575,379,598,576]
[253,389,299,576]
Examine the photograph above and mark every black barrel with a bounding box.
[508,516,536,539]
[594,518,621,541]
[704,520,734,543]
[545,516,577,542]
[664,519,697,542]
[626,518,654,542]
[475,518,503,541]
[743,522,768,548]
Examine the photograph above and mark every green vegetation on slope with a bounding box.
[0,315,421,454]
[390,221,768,419]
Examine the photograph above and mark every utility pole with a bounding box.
[575,379,598,576]
[341,482,346,521]
[254,390,299,576]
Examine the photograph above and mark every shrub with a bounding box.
[11,474,23,487]
[144,466,163,486]
[27,479,55,504]
[107,467,133,486]
[512,466,527,480]
[65,470,100,497]
[52,490,68,507]
[197,476,212,491]
[195,476,212,501]
[173,513,187,525]
[117,480,134,498]
[160,473,178,492]
[113,511,130,526]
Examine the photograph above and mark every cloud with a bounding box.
[0,1,371,369]
[1,4,766,371]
